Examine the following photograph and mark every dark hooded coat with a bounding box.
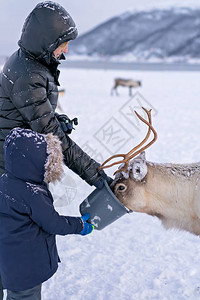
[0,128,84,291]
[0,1,103,186]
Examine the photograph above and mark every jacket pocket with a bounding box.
[46,235,59,270]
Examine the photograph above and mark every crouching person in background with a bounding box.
[0,128,94,300]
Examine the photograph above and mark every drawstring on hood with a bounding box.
[4,128,64,184]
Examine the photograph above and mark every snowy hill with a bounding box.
[70,7,200,63]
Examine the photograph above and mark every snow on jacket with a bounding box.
[0,1,103,187]
[0,128,84,291]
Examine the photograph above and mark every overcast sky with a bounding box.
[0,0,200,56]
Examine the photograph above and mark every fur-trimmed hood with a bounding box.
[4,128,64,184]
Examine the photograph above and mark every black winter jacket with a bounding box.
[0,2,102,185]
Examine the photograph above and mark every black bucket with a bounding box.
[79,180,130,230]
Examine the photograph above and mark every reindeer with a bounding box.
[111,78,142,96]
[100,107,200,236]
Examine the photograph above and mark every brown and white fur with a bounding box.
[113,151,200,236]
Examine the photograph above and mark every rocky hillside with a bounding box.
[70,8,200,62]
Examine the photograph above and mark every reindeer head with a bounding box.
[99,107,157,212]
[111,151,149,212]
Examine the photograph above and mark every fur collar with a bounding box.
[44,133,64,184]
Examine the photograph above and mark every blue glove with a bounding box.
[80,213,94,236]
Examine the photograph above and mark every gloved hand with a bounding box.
[93,170,113,189]
[80,213,94,236]
[55,113,78,134]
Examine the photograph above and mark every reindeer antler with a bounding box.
[99,107,157,175]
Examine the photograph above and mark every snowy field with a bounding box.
[41,66,200,300]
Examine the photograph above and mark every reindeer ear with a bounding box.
[131,155,147,181]
[136,151,146,161]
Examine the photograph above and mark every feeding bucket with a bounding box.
[79,180,130,230]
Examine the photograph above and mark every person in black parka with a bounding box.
[0,127,94,300]
[0,1,109,188]
[0,2,111,298]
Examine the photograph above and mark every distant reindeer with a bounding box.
[100,107,200,236]
[111,78,142,96]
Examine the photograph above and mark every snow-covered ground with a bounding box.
[42,66,200,300]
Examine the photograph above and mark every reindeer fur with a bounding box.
[113,155,200,236]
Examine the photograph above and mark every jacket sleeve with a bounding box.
[10,72,104,186]
[63,140,102,185]
[10,72,66,143]
[28,191,83,235]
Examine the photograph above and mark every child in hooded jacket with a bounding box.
[0,128,93,300]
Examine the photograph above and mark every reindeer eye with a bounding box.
[116,183,127,192]
[119,185,125,190]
